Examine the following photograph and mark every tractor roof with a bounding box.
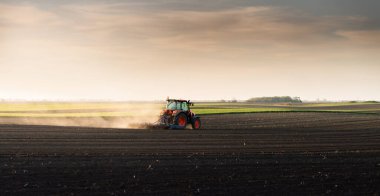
[167,99,192,103]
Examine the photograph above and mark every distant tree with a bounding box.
[364,101,379,103]
[247,96,302,103]
[293,97,301,102]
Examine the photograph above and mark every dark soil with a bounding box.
[1,112,380,195]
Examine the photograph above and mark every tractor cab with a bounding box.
[159,98,201,129]
[166,99,192,112]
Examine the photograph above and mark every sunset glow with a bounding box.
[1,0,379,101]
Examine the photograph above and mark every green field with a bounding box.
[192,102,380,115]
[0,102,379,117]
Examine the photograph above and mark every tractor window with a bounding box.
[166,101,177,110]
[181,102,188,111]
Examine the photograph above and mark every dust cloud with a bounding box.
[0,103,164,129]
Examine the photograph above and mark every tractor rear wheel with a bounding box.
[192,118,201,130]
[175,113,187,129]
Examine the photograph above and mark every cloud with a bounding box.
[0,4,59,26]
[47,4,379,54]
[2,2,378,53]
[336,30,380,44]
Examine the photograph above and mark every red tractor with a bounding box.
[159,98,201,129]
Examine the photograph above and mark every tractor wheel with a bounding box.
[192,118,201,130]
[175,113,187,129]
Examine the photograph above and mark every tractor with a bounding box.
[158,98,201,129]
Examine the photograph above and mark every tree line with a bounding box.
[247,96,302,103]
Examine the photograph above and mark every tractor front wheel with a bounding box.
[175,113,187,129]
[192,118,201,130]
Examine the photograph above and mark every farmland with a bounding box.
[0,101,379,128]
[0,101,379,117]
[1,102,380,195]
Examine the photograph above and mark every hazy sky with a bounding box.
[1,0,380,101]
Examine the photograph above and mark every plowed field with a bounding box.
[1,112,380,195]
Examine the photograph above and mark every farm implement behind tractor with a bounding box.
[157,98,201,129]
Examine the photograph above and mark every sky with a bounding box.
[1,0,380,101]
